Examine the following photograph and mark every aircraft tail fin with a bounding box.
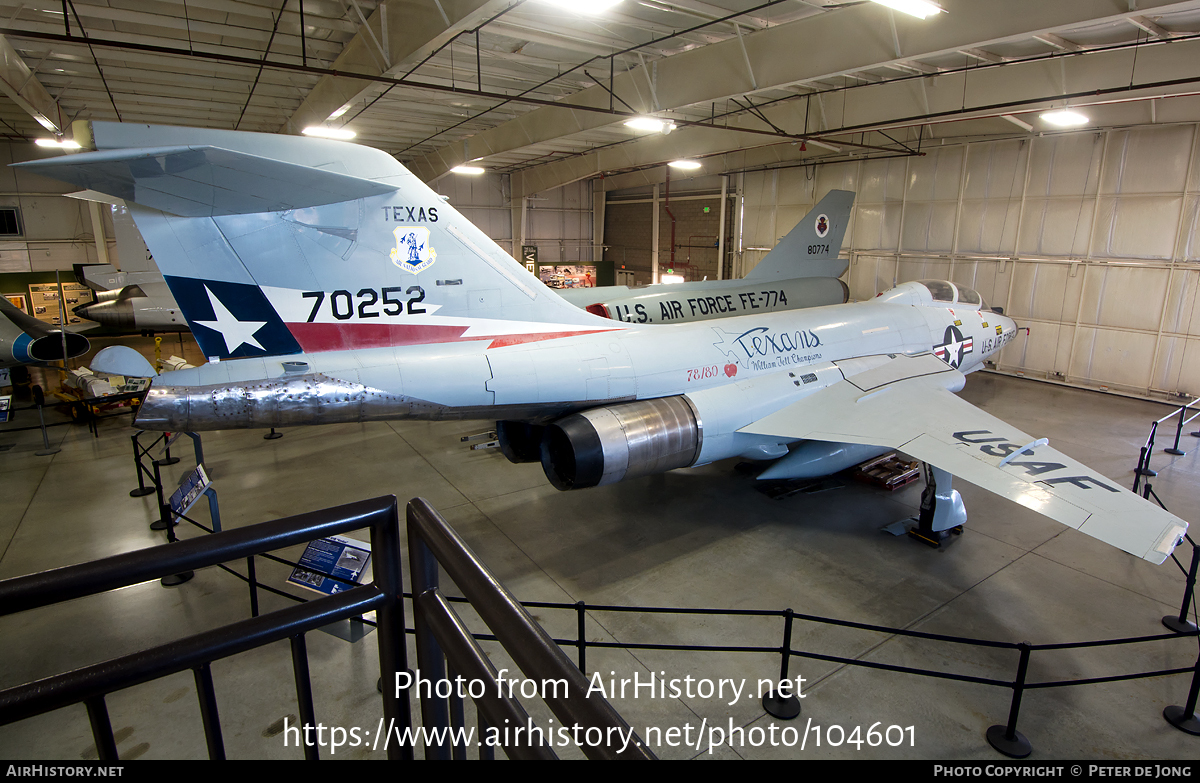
[15,122,615,362]
[745,189,854,281]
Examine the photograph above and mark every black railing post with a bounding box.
[576,600,587,674]
[372,499,413,760]
[193,663,226,760]
[762,608,800,719]
[1166,403,1189,455]
[987,642,1033,758]
[407,511,452,760]
[1163,654,1200,736]
[247,556,260,618]
[1163,541,1199,634]
[291,634,319,760]
[85,695,118,761]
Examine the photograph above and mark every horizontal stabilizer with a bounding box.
[14,146,397,217]
[740,353,1188,564]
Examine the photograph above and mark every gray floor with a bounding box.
[1,359,1198,761]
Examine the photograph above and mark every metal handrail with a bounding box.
[0,495,412,761]
[406,497,656,760]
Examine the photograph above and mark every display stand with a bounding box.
[32,386,59,457]
[287,535,375,642]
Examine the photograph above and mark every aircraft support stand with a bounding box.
[907,464,966,549]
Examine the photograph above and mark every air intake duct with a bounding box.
[540,396,701,490]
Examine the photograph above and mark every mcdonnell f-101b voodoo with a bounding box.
[18,121,1187,565]
[555,191,853,324]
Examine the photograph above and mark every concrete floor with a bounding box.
[0,352,1198,761]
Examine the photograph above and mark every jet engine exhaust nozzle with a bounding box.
[540,396,702,490]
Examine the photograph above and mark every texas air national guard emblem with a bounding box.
[391,226,437,273]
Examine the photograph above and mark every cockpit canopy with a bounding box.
[875,279,992,311]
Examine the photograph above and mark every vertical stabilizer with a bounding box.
[14,123,616,362]
[746,190,854,281]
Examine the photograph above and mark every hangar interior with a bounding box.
[1,0,1200,760]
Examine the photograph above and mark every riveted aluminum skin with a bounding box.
[135,373,422,431]
[541,396,702,490]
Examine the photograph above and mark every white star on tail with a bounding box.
[194,286,267,354]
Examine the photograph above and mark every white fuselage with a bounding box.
[138,284,1017,436]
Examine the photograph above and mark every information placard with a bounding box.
[288,536,372,596]
[168,464,211,518]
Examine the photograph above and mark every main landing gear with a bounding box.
[907,463,966,549]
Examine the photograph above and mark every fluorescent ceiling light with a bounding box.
[452,166,486,175]
[870,0,944,19]
[35,138,81,149]
[542,0,623,12]
[1039,109,1089,127]
[660,274,685,284]
[326,104,350,120]
[624,117,675,133]
[301,126,356,140]
[668,160,701,170]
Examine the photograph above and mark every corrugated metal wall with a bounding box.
[434,173,594,266]
[738,124,1200,400]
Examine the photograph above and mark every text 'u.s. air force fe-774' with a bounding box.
[17,121,1187,566]
[554,190,853,324]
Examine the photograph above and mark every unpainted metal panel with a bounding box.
[815,162,859,196]
[905,147,963,203]
[850,203,901,250]
[896,257,951,284]
[847,254,897,299]
[1007,261,1082,323]
[776,169,815,207]
[1069,325,1157,389]
[1077,265,1168,332]
[999,321,1073,376]
[952,259,1008,313]
[963,140,1028,200]
[1177,195,1200,261]
[1017,197,1096,257]
[1027,133,1104,199]
[1153,335,1200,396]
[857,157,907,203]
[900,200,956,253]
[1101,126,1193,196]
[1161,267,1200,336]
[1091,195,1181,260]
[957,199,1021,255]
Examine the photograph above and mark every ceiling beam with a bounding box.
[282,0,514,134]
[0,33,63,133]
[408,0,1200,181]
[511,34,1200,196]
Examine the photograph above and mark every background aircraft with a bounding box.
[0,294,89,369]
[72,201,187,333]
[556,191,853,324]
[17,121,1187,566]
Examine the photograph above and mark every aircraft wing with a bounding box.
[13,145,396,217]
[739,353,1187,564]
